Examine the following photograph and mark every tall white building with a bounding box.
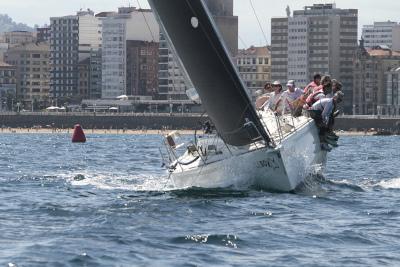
[101,7,159,99]
[287,16,309,87]
[362,21,400,51]
[50,9,102,102]
[77,10,102,61]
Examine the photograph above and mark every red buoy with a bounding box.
[72,124,86,143]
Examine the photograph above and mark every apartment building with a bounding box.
[3,31,36,47]
[384,67,400,116]
[126,40,159,96]
[0,61,16,111]
[36,27,51,43]
[50,9,102,103]
[353,42,400,115]
[362,21,400,51]
[271,18,289,84]
[5,42,50,109]
[101,7,159,98]
[0,42,8,62]
[236,46,271,100]
[88,49,102,99]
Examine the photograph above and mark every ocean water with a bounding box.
[0,133,400,266]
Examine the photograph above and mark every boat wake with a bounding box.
[298,172,400,196]
[295,170,365,196]
[62,171,172,192]
[49,167,400,197]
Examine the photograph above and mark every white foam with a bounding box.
[377,178,400,189]
[60,170,172,191]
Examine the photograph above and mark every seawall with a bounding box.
[335,116,400,131]
[0,113,400,131]
[0,113,207,130]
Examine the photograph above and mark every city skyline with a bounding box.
[1,0,400,47]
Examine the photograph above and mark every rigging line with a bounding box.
[238,35,248,49]
[136,0,156,42]
[249,0,269,45]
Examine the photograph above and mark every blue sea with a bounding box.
[1,133,400,266]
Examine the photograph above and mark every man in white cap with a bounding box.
[282,80,303,113]
[285,80,303,100]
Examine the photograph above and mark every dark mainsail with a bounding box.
[148,0,271,146]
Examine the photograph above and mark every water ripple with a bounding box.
[1,134,400,266]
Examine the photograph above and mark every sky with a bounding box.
[1,0,400,48]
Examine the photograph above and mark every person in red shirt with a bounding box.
[304,74,322,95]
[304,75,332,109]
[291,74,322,116]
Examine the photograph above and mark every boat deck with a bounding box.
[258,110,313,145]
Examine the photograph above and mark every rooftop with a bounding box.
[0,61,14,67]
[367,48,400,57]
[7,42,49,52]
[237,46,270,56]
[95,12,117,18]
[293,3,357,16]
[304,4,336,10]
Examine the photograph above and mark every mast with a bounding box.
[148,0,271,146]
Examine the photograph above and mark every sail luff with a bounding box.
[148,0,271,146]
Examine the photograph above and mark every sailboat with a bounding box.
[150,0,327,192]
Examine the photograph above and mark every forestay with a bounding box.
[148,0,271,146]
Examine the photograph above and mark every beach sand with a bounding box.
[0,127,377,136]
[0,127,196,135]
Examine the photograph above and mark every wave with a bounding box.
[296,172,366,197]
[299,173,400,195]
[171,234,241,248]
[376,178,400,189]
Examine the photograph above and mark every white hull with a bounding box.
[168,113,327,192]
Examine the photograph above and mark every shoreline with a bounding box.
[0,128,196,135]
[0,127,379,136]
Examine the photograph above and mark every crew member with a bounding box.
[309,91,344,150]
[255,82,273,110]
[304,74,322,96]
[268,81,285,114]
[282,80,303,114]
[304,75,332,109]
